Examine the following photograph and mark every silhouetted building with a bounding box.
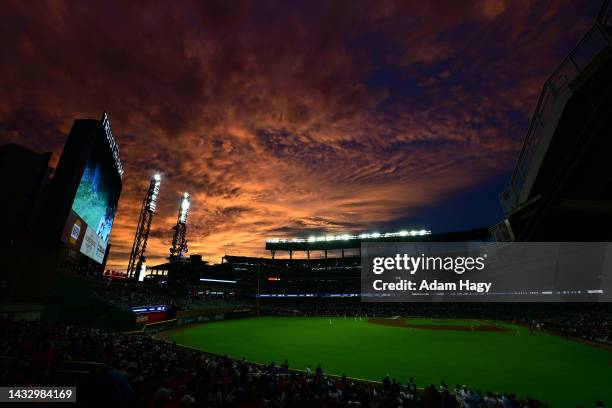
[0,144,53,302]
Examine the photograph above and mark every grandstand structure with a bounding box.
[494,4,612,242]
[225,227,492,298]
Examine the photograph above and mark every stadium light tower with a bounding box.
[169,192,190,260]
[127,173,162,280]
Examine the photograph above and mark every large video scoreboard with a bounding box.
[57,113,123,264]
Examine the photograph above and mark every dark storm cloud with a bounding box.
[0,106,66,163]
[0,0,600,267]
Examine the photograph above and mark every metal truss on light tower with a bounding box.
[127,174,162,280]
[169,192,190,261]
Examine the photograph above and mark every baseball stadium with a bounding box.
[2,1,612,408]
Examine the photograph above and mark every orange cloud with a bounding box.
[0,0,599,269]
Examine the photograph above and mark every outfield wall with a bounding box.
[128,307,257,334]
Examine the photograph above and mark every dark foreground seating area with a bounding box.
[1,316,609,408]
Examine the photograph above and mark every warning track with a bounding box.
[367,318,512,332]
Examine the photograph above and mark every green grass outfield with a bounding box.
[164,317,612,407]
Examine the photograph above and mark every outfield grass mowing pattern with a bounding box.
[165,317,612,407]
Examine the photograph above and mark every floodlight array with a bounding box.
[266,229,431,244]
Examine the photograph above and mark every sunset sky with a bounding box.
[0,0,600,270]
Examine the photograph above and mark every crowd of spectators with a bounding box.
[529,312,610,343]
[3,317,592,408]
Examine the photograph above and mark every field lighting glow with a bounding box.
[267,229,431,244]
[179,192,190,223]
[137,262,146,282]
[148,174,161,212]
